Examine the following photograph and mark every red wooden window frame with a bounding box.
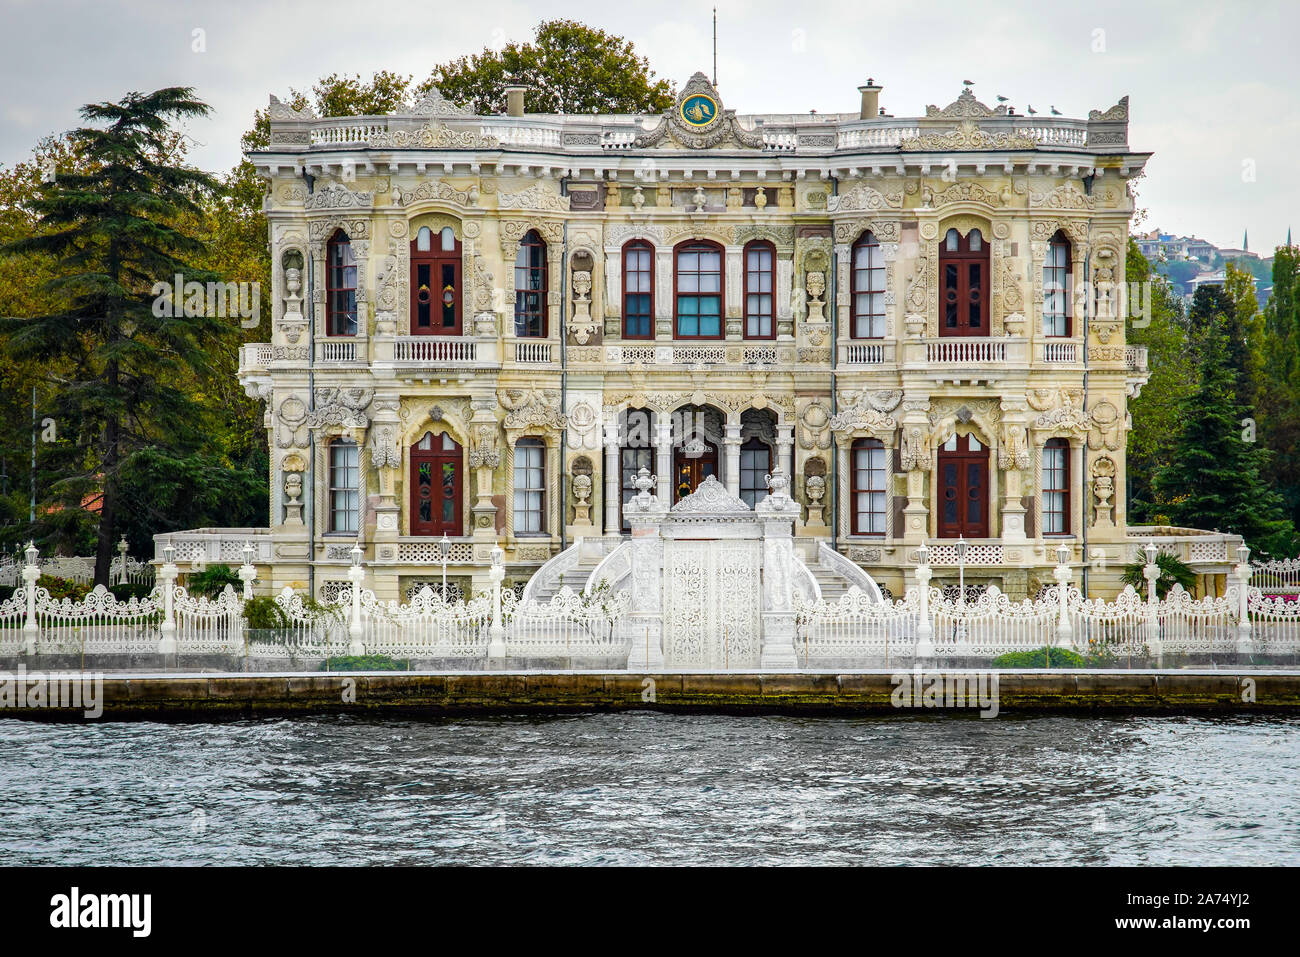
[326,230,357,337]
[850,437,887,536]
[673,240,725,340]
[514,230,547,338]
[622,240,654,340]
[410,225,463,336]
[409,431,463,537]
[938,228,989,337]
[850,231,886,339]
[1041,438,1070,535]
[1043,231,1072,337]
[742,240,776,340]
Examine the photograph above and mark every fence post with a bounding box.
[158,541,178,655]
[20,541,39,656]
[1142,541,1163,664]
[914,543,934,659]
[347,544,366,656]
[1053,543,1075,652]
[1234,544,1253,655]
[238,540,257,601]
[487,542,507,659]
[117,536,129,586]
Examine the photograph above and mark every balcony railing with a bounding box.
[153,528,273,565]
[1038,339,1081,364]
[1125,527,1243,568]
[512,340,554,364]
[239,343,273,374]
[1125,345,1149,372]
[392,336,479,364]
[316,338,366,363]
[926,338,1007,364]
[843,342,891,365]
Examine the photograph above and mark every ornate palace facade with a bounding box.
[229,73,1185,604]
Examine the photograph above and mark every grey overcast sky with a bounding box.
[2,0,1295,251]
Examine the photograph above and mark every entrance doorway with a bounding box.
[410,430,463,536]
[936,432,989,537]
[673,438,719,503]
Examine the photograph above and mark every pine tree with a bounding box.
[1153,318,1295,555]
[0,87,226,583]
[1259,246,1300,527]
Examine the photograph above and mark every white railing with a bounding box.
[844,342,888,364]
[505,587,632,658]
[396,540,476,564]
[1013,122,1088,147]
[0,555,155,587]
[1253,557,1300,595]
[513,340,553,364]
[1125,345,1148,372]
[836,124,921,150]
[239,342,273,372]
[480,124,563,149]
[926,338,1006,364]
[1040,340,1079,363]
[154,529,273,565]
[310,121,389,145]
[392,337,478,364]
[317,339,359,363]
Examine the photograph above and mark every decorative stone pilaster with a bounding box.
[654,420,673,504]
[724,423,742,499]
[756,468,803,669]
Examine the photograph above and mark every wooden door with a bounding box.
[936,433,989,537]
[410,431,463,536]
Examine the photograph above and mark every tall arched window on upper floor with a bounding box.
[326,230,357,337]
[513,437,547,534]
[674,240,724,339]
[851,231,886,339]
[851,438,887,536]
[622,240,654,339]
[1043,230,1072,337]
[327,438,359,534]
[411,224,462,336]
[939,227,989,337]
[514,230,547,338]
[743,240,775,339]
[1041,438,1070,535]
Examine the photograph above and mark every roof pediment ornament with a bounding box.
[633,72,764,151]
[900,120,1037,152]
[268,94,316,120]
[925,89,1007,118]
[402,86,471,117]
[1088,96,1129,122]
[669,474,752,514]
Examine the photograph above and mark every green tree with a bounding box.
[1126,239,1196,520]
[0,87,228,584]
[1258,246,1300,528]
[426,19,675,115]
[1152,318,1294,555]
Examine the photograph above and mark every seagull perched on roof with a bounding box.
[1027,105,1037,115]
[1050,105,1062,115]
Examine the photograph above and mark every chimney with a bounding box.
[504,83,527,117]
[858,79,882,120]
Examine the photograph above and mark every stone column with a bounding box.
[999,416,1029,544]
[655,419,673,504]
[756,485,803,669]
[604,416,621,536]
[724,423,742,499]
[776,425,794,477]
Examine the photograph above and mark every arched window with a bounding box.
[743,240,775,339]
[328,438,359,533]
[739,436,772,508]
[851,232,885,339]
[1041,438,1070,535]
[622,240,654,339]
[513,438,546,534]
[410,223,462,335]
[674,240,723,339]
[851,438,887,536]
[1043,231,1071,337]
[326,230,357,336]
[939,227,989,337]
[514,230,547,338]
[410,431,463,536]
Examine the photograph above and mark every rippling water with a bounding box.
[1,714,1297,865]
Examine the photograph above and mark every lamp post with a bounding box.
[954,536,970,655]
[1142,540,1162,663]
[487,541,507,659]
[438,533,451,602]
[914,543,934,659]
[158,540,178,655]
[20,540,39,656]
[1234,543,1253,655]
[238,540,257,601]
[347,543,365,656]
[116,535,129,586]
[1054,542,1074,652]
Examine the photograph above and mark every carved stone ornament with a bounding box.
[500,388,567,432]
[900,426,932,472]
[901,120,1037,152]
[633,72,764,151]
[925,89,1008,118]
[499,182,571,212]
[307,388,373,429]
[369,425,402,469]
[826,183,904,212]
[268,94,316,120]
[305,183,373,210]
[1088,96,1129,122]
[670,474,751,513]
[367,124,499,150]
[404,86,470,117]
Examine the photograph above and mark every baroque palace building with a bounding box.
[220,72,1240,605]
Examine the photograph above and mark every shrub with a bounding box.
[0,585,15,603]
[321,654,408,671]
[109,583,152,602]
[242,595,289,629]
[991,647,1087,668]
[1120,553,1197,599]
[37,576,91,602]
[186,564,242,598]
